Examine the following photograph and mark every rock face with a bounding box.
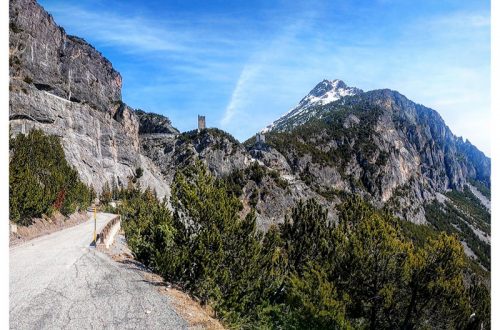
[140,128,332,228]
[141,129,251,184]
[9,0,121,114]
[136,110,179,135]
[258,86,491,224]
[9,0,169,196]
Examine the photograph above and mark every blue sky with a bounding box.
[39,0,490,155]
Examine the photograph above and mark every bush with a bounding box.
[246,162,265,184]
[9,130,93,225]
[100,181,112,204]
[120,165,490,329]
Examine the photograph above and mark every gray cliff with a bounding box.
[9,0,169,197]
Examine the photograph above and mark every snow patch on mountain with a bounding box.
[262,79,363,133]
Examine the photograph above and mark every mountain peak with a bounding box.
[262,79,362,133]
[310,79,347,97]
[300,79,362,107]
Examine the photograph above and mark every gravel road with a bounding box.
[10,212,188,330]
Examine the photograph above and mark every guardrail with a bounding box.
[97,215,121,249]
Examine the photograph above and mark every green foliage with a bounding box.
[249,188,259,208]
[447,186,490,226]
[223,163,289,201]
[469,179,491,200]
[398,219,438,247]
[122,162,268,326]
[287,265,351,329]
[121,187,175,269]
[224,169,245,197]
[246,162,265,184]
[9,130,93,224]
[280,199,332,275]
[100,181,112,205]
[165,162,267,325]
[121,166,489,329]
[279,197,484,329]
[178,128,239,146]
[269,170,289,189]
[402,233,470,329]
[337,208,411,328]
[466,274,491,329]
[266,103,386,174]
[313,186,346,202]
[135,167,144,179]
[425,198,490,270]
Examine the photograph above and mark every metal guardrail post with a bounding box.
[93,206,97,245]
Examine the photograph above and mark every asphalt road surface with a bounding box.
[10,212,188,330]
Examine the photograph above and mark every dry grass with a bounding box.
[10,211,88,247]
[106,236,224,330]
[160,286,224,330]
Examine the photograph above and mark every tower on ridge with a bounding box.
[198,115,206,132]
[256,132,266,144]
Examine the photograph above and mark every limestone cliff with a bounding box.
[9,0,169,196]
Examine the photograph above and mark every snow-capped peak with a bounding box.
[262,79,363,133]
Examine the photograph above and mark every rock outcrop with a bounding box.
[136,109,179,135]
[140,128,332,228]
[10,0,121,114]
[9,0,169,196]
[141,129,251,185]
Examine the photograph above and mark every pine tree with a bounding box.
[333,200,412,329]
[166,161,275,326]
[100,181,112,204]
[402,233,470,328]
[287,264,351,329]
[168,161,244,305]
[466,274,490,329]
[117,171,488,328]
[280,199,333,275]
[253,225,289,327]
[121,187,175,269]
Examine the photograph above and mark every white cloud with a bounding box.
[48,5,190,53]
[221,63,261,126]
[426,11,490,29]
[219,10,319,127]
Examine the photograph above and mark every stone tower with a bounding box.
[198,115,206,132]
[256,133,266,144]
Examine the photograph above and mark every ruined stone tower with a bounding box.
[256,132,265,144]
[198,115,206,132]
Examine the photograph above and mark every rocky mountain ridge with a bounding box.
[136,109,179,135]
[139,128,332,229]
[249,84,491,267]
[259,88,490,212]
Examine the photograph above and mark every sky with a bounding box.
[38,0,491,155]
